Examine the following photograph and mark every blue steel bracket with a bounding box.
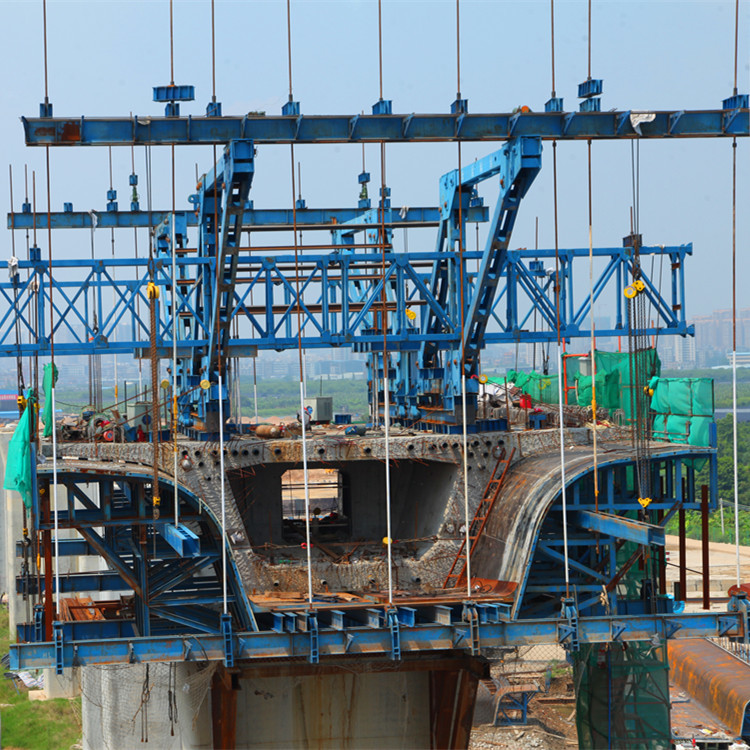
[33,604,44,642]
[664,620,682,639]
[558,597,580,653]
[53,621,64,675]
[386,608,401,661]
[728,591,750,644]
[157,523,200,557]
[463,602,481,656]
[306,611,319,665]
[610,621,626,642]
[221,613,234,667]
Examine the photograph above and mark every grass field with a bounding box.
[0,607,81,750]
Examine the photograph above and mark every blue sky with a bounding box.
[0,0,748,327]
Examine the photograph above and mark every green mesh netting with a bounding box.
[503,349,661,415]
[3,393,33,509]
[490,371,559,404]
[573,640,671,750]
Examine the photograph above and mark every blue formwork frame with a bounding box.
[4,93,747,672]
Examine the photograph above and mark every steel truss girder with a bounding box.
[0,244,691,359]
[10,609,747,671]
[21,108,750,147]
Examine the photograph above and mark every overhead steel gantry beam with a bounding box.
[21,106,750,147]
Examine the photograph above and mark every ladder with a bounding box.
[443,447,516,590]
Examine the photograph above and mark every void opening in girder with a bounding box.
[229,459,457,557]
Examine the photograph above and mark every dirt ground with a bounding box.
[470,668,578,750]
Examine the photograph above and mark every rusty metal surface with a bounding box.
[668,638,750,737]
[469,444,703,617]
[670,680,735,743]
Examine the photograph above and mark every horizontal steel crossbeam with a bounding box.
[21,109,750,147]
[10,610,746,671]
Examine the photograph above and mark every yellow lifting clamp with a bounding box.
[624,285,637,299]
[146,282,160,300]
[634,279,646,292]
[405,308,417,321]
[637,497,652,509]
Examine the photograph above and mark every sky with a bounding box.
[0,0,748,336]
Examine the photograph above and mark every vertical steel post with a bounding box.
[678,506,686,603]
[41,480,54,640]
[657,509,667,596]
[702,484,710,610]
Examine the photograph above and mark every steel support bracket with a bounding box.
[306,611,319,665]
[729,591,750,644]
[386,608,401,661]
[221,613,234,668]
[33,604,43,642]
[558,597,580,653]
[610,621,626,642]
[664,620,682,639]
[718,616,737,638]
[53,621,64,675]
[463,601,481,656]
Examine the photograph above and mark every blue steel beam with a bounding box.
[574,510,666,547]
[7,206,488,231]
[21,108,750,147]
[10,609,747,671]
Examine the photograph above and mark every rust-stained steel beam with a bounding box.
[668,638,750,738]
[679,504,687,602]
[702,484,711,610]
[211,666,239,750]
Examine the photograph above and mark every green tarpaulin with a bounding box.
[3,397,33,509]
[41,362,58,438]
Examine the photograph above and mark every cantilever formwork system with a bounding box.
[2,5,749,740]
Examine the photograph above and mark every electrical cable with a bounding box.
[587,140,599,512]
[552,141,570,597]
[550,0,570,595]
[732,136,740,586]
[171,142,180,527]
[455,0,472,600]
[376,0,394,605]
[285,0,314,606]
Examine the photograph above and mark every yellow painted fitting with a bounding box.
[478,374,489,384]
[146,282,160,300]
[405,308,416,321]
[637,497,652,509]
[382,536,392,546]
[624,285,637,299]
[160,379,170,390]
[634,279,646,292]
[200,379,211,390]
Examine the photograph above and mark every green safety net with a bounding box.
[503,350,662,416]
[573,640,671,749]
[41,362,58,438]
[3,393,34,509]
[493,371,559,404]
